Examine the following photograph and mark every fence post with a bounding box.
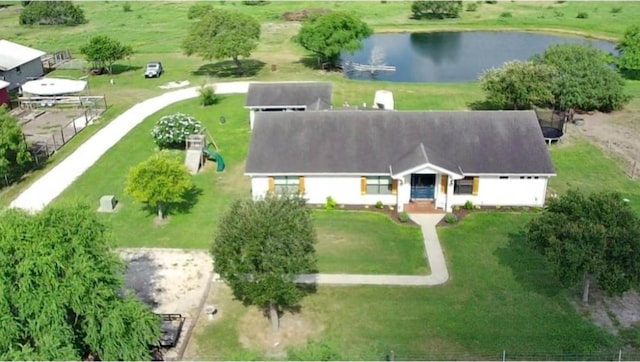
[60,129,65,144]
[52,134,58,150]
[389,350,395,361]
[619,349,622,362]
[502,349,506,362]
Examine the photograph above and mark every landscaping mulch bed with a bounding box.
[308,204,418,226]
[437,205,543,227]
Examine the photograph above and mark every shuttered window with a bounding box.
[472,177,479,195]
[298,176,305,193]
[366,176,392,195]
[273,176,299,194]
[454,176,474,195]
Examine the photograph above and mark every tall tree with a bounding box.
[479,60,557,110]
[294,11,372,69]
[0,105,33,179]
[533,44,630,112]
[411,1,463,19]
[212,194,317,331]
[125,152,193,220]
[182,8,260,75]
[80,35,133,74]
[616,24,640,79]
[19,0,86,26]
[527,190,640,304]
[0,204,160,360]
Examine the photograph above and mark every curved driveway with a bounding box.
[9,81,450,286]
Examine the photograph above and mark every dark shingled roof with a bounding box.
[246,110,556,175]
[244,82,332,110]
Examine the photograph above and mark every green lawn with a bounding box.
[189,212,621,360]
[314,210,428,275]
[549,140,640,214]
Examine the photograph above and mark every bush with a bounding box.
[198,85,218,106]
[398,212,410,223]
[465,2,478,11]
[464,200,474,210]
[122,2,131,12]
[499,12,512,18]
[553,10,564,17]
[243,0,268,5]
[375,201,384,209]
[444,213,458,224]
[611,7,622,14]
[576,12,588,19]
[20,1,86,26]
[453,205,461,211]
[325,196,337,210]
[151,113,203,148]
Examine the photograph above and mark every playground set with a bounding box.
[184,130,225,174]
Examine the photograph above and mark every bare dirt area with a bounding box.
[119,248,213,360]
[565,110,640,178]
[573,288,640,340]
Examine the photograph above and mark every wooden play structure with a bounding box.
[184,130,225,174]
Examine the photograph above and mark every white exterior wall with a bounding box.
[448,176,548,207]
[0,58,44,90]
[249,110,256,129]
[251,176,397,205]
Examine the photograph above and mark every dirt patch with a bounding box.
[119,248,213,360]
[573,288,640,337]
[238,306,323,358]
[566,111,640,179]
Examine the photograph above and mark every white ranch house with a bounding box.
[245,110,556,212]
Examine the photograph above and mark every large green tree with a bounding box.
[0,204,160,360]
[534,44,629,112]
[527,190,640,304]
[80,35,133,74]
[294,11,373,69]
[182,7,260,75]
[479,60,557,110]
[125,152,193,220]
[19,0,86,26]
[212,194,317,331]
[0,105,32,179]
[411,1,463,19]
[616,25,640,79]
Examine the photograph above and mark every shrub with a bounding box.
[576,12,588,19]
[398,212,410,223]
[375,201,384,209]
[453,205,461,211]
[499,12,512,18]
[19,1,86,26]
[444,213,458,224]
[122,2,131,12]
[611,7,622,14]
[151,113,203,148]
[464,200,474,210]
[485,0,497,3]
[198,85,218,106]
[243,0,268,5]
[325,196,337,210]
[466,2,478,12]
[553,10,564,17]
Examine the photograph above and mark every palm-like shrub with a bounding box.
[151,113,203,148]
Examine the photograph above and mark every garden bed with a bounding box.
[308,203,417,225]
[438,205,542,227]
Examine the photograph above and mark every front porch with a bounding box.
[403,200,445,214]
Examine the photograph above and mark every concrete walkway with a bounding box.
[10,81,251,212]
[296,214,450,286]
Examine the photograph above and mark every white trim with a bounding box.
[463,173,556,177]
[245,105,309,110]
[246,172,393,177]
[393,162,463,179]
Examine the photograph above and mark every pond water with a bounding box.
[341,31,617,83]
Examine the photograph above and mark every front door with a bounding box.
[410,174,436,199]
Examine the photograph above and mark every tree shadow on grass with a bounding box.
[139,185,203,218]
[110,63,142,75]
[191,59,265,78]
[494,230,564,297]
[467,99,504,110]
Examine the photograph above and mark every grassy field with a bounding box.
[549,141,640,214]
[188,212,620,360]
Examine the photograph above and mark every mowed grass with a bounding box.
[549,140,640,214]
[54,95,252,249]
[314,210,428,275]
[189,212,620,360]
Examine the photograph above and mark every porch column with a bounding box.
[396,178,404,212]
[445,177,455,212]
[249,110,256,130]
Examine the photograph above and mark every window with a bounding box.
[366,176,392,194]
[454,177,474,195]
[15,66,21,73]
[274,176,299,194]
[499,176,508,179]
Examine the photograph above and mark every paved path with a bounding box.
[10,82,251,212]
[296,214,450,286]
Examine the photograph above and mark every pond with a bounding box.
[340,31,617,83]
